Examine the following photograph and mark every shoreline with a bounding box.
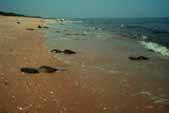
[44,20,169,113]
[0,15,169,113]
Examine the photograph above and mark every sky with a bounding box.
[0,0,169,18]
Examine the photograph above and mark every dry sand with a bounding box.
[0,16,169,113]
[0,16,66,113]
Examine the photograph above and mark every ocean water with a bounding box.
[43,18,169,112]
[44,18,169,67]
[44,17,169,80]
[80,18,169,46]
[45,18,169,56]
[45,18,169,57]
[79,18,169,56]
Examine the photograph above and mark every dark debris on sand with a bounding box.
[128,56,149,61]
[20,66,65,74]
[26,28,34,31]
[21,67,39,74]
[38,25,49,29]
[51,49,63,54]
[51,49,76,55]
[16,21,20,24]
[38,66,58,73]
[63,49,76,55]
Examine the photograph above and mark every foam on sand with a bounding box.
[140,41,169,56]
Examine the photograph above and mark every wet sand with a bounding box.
[0,16,169,113]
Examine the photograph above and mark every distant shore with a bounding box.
[0,10,42,18]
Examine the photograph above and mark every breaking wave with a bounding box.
[140,41,169,56]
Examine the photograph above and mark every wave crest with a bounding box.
[140,41,169,56]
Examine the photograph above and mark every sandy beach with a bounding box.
[0,16,66,113]
[0,15,169,113]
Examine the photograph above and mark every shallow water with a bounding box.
[43,19,169,113]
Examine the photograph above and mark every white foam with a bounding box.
[140,41,169,56]
[120,24,124,28]
[141,35,148,40]
[138,91,169,106]
[139,91,152,96]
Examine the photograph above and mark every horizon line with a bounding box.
[0,10,169,19]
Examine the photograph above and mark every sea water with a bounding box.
[43,18,169,111]
[44,18,169,74]
[80,18,169,56]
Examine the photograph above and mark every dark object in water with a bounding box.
[17,21,20,24]
[63,49,76,55]
[51,49,76,55]
[26,28,34,31]
[65,33,72,35]
[152,29,169,34]
[38,25,48,29]
[21,67,39,74]
[38,66,58,73]
[128,56,149,61]
[51,49,62,53]
[43,26,49,29]
[148,49,154,52]
[56,30,61,33]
